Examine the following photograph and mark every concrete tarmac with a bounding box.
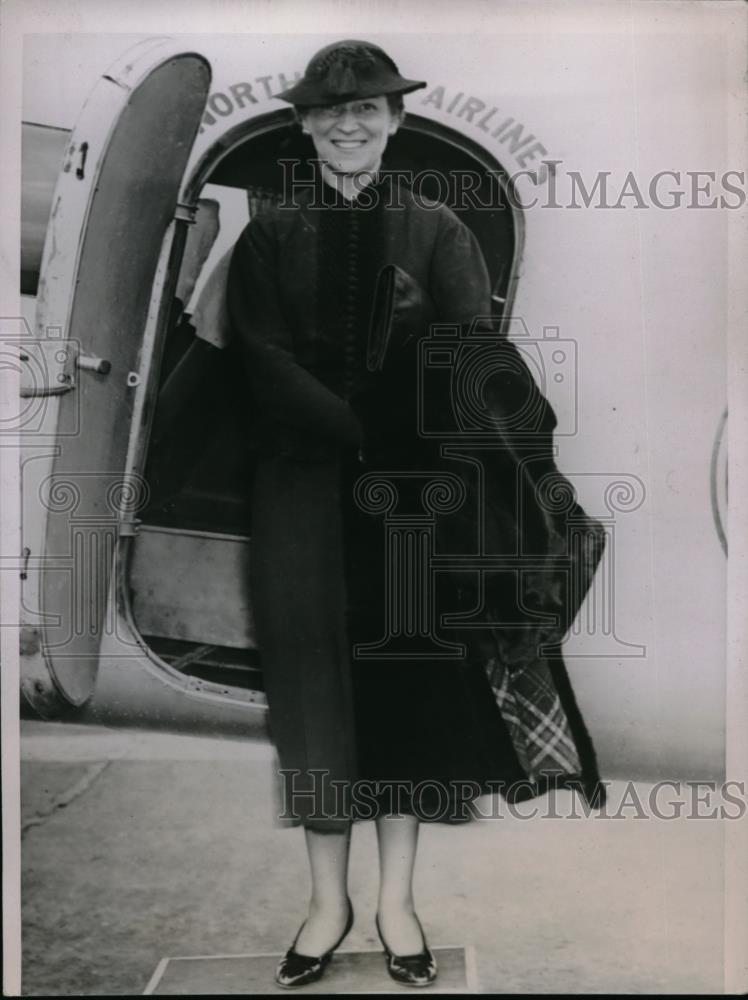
[15,720,726,995]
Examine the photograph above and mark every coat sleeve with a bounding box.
[427,207,492,324]
[428,206,556,436]
[226,216,362,447]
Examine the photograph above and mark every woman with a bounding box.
[226,39,603,990]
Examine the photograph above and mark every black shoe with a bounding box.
[275,898,354,989]
[375,911,438,988]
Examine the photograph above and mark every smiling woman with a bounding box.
[299,97,403,183]
[224,37,602,991]
[281,38,425,202]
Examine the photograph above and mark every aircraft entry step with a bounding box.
[144,944,478,994]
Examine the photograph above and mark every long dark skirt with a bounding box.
[250,449,524,832]
[341,452,526,824]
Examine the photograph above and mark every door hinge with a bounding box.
[174,202,198,224]
[117,514,142,537]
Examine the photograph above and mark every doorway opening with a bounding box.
[126,111,522,697]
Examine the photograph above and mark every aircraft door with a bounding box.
[25,41,212,712]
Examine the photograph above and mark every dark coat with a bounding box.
[226,175,605,828]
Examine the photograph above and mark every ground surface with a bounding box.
[14,720,726,995]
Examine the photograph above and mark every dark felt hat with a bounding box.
[275,39,427,107]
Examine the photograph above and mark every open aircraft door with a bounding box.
[20,40,212,716]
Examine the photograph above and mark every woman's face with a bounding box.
[301,95,401,175]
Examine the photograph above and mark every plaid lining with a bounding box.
[487,656,581,779]
[480,500,606,784]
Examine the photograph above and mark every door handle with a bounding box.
[76,354,111,374]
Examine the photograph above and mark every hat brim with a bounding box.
[275,77,427,107]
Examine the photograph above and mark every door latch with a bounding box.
[18,341,76,397]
